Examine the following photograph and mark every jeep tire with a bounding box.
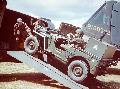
[24,35,39,54]
[68,60,89,83]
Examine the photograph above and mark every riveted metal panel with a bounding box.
[111,2,120,46]
[84,38,107,59]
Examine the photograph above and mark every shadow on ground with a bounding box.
[85,67,120,89]
[0,73,68,89]
[106,68,120,75]
[85,77,120,89]
[0,67,120,89]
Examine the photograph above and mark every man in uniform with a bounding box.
[33,18,55,33]
[73,29,86,49]
[14,18,31,49]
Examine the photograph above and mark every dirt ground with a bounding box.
[0,61,120,89]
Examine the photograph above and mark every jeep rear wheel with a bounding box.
[24,35,39,54]
[68,60,89,83]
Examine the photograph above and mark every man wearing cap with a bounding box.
[14,18,31,49]
[75,28,84,38]
[73,28,86,49]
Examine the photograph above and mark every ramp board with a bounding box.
[7,51,89,89]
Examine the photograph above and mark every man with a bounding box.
[33,18,55,33]
[14,18,31,49]
[73,29,86,49]
[75,28,84,38]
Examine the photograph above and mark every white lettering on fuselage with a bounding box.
[87,24,110,35]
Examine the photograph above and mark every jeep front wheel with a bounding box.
[24,35,39,54]
[68,60,89,83]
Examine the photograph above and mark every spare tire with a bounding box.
[24,35,39,54]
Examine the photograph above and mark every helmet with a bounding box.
[76,28,82,33]
[17,18,23,23]
[76,28,84,37]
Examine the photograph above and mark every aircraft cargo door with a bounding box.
[111,2,120,46]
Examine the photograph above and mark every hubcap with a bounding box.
[28,41,35,50]
[73,66,83,77]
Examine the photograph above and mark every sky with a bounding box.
[6,0,120,28]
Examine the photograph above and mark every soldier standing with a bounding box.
[14,18,31,49]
